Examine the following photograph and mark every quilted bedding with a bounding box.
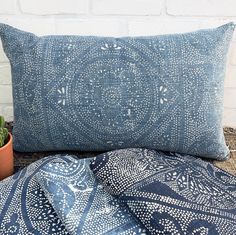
[1,149,236,235]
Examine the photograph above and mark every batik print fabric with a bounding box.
[36,156,147,235]
[0,155,147,235]
[91,148,236,235]
[0,23,234,160]
[0,156,69,235]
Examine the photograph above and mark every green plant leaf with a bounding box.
[0,129,4,147]
[3,128,8,143]
[0,116,5,128]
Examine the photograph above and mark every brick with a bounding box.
[198,20,236,41]
[128,19,236,36]
[128,19,201,36]
[223,108,236,128]
[198,19,234,28]
[198,20,235,41]
[0,17,56,36]
[230,43,236,65]
[55,19,128,36]
[92,0,162,15]
[19,0,88,15]
[225,66,236,88]
[224,88,236,109]
[0,42,9,63]
[0,85,13,103]
[167,0,236,16]
[128,19,235,36]
[0,0,18,14]
[0,64,11,85]
[0,105,13,121]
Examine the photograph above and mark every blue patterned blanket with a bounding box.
[91,148,236,235]
[0,155,146,235]
[1,150,236,235]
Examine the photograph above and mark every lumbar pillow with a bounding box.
[0,23,234,159]
[90,148,236,235]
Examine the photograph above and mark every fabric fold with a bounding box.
[0,155,70,234]
[36,155,147,235]
[90,148,236,235]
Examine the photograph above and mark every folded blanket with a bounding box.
[90,148,236,235]
[0,155,69,234]
[1,149,236,235]
[0,154,146,235]
[36,156,147,235]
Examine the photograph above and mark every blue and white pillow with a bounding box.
[0,23,234,159]
[91,148,236,235]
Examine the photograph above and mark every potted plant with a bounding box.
[0,116,13,180]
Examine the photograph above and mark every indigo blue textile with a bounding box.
[0,155,146,235]
[0,156,69,234]
[36,156,147,235]
[91,148,236,235]
[0,23,234,159]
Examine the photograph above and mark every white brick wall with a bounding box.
[92,0,163,15]
[20,0,88,15]
[166,0,236,16]
[0,0,236,127]
[55,19,128,36]
[0,0,18,14]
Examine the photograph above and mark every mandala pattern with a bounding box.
[0,23,235,159]
[91,148,236,235]
[0,155,146,235]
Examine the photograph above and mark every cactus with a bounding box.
[0,116,9,148]
[0,116,4,128]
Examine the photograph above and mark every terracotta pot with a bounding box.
[0,133,13,181]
